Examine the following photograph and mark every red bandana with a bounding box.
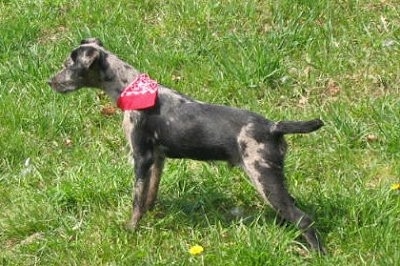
[117,74,158,110]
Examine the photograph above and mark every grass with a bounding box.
[1,0,399,264]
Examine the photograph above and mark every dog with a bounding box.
[48,38,326,254]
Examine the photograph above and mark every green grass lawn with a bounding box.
[1,0,399,264]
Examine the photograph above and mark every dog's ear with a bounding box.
[80,38,104,47]
[77,46,102,69]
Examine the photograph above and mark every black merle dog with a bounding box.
[49,38,326,254]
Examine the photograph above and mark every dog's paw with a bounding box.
[124,220,139,231]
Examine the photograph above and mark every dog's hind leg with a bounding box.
[242,159,326,253]
[238,124,325,253]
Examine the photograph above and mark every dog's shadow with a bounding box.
[149,164,272,228]
[155,192,272,228]
[150,184,336,234]
[145,176,340,248]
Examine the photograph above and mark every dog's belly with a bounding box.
[158,137,240,164]
[161,144,230,161]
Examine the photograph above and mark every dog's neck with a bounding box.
[100,54,140,103]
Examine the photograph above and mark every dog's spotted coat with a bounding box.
[49,38,326,254]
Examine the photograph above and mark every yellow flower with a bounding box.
[391,183,400,191]
[189,244,204,255]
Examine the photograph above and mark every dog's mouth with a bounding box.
[48,79,80,93]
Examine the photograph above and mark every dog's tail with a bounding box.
[271,119,324,135]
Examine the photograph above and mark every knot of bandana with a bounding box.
[117,74,158,110]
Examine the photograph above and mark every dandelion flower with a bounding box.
[189,244,204,255]
[391,183,400,191]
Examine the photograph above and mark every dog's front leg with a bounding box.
[122,111,135,164]
[145,154,165,211]
[126,148,154,230]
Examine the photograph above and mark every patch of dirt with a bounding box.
[38,26,69,45]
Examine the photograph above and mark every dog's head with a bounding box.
[48,38,109,93]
